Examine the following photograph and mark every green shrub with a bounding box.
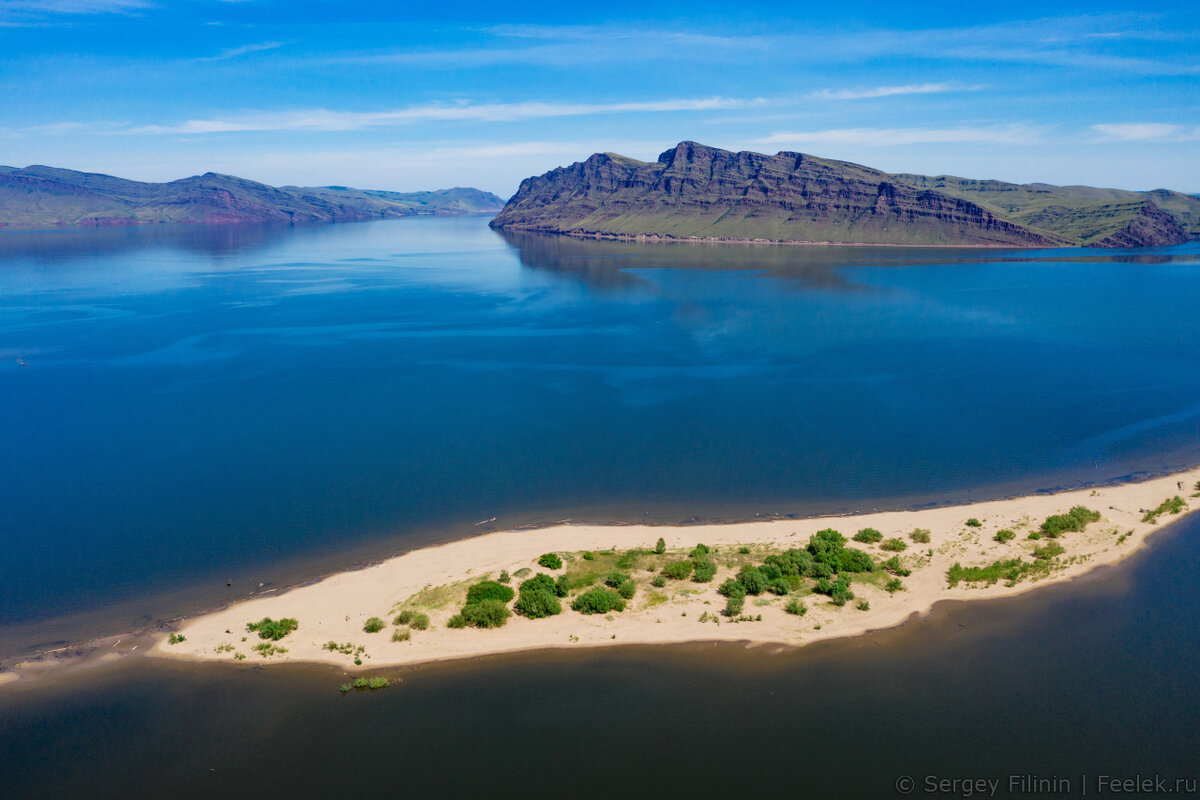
[520,573,566,598]
[410,613,429,631]
[571,587,626,615]
[829,579,854,607]
[604,571,630,588]
[514,589,562,619]
[354,677,368,689]
[855,599,870,611]
[966,518,982,528]
[836,548,874,573]
[246,617,299,641]
[881,538,907,552]
[654,537,666,555]
[394,610,415,626]
[446,614,466,629]
[1142,496,1186,524]
[1042,506,1102,536]
[392,628,411,642]
[1033,541,1065,560]
[252,642,287,657]
[363,616,386,633]
[885,578,904,593]
[853,528,883,544]
[881,556,911,577]
[784,598,807,616]
[689,544,710,559]
[737,566,768,595]
[718,578,746,598]
[662,560,693,580]
[738,546,751,555]
[947,559,1036,588]
[459,599,512,628]
[167,633,186,645]
[339,684,351,694]
[617,580,636,600]
[498,570,511,584]
[651,575,666,588]
[809,561,833,579]
[367,677,389,690]
[555,574,572,596]
[758,562,782,581]
[537,553,563,570]
[691,560,717,582]
[767,577,790,596]
[1028,531,1042,540]
[582,551,595,561]
[910,528,931,544]
[465,580,515,606]
[723,595,745,617]
[994,529,1015,543]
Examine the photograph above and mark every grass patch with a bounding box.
[363,616,386,633]
[252,642,288,657]
[910,528,931,544]
[965,518,982,528]
[392,628,411,642]
[1142,496,1186,524]
[784,598,807,616]
[853,528,883,544]
[881,538,907,552]
[167,633,186,645]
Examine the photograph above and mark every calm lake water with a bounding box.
[2,217,1200,797]
[2,217,1200,654]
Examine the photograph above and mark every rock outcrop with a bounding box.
[492,142,1199,249]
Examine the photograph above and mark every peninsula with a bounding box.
[490,141,1200,249]
[0,165,504,229]
[148,468,1199,674]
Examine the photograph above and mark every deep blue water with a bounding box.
[3,217,1200,653]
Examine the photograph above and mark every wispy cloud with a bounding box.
[126,97,766,134]
[1091,123,1200,142]
[807,83,981,101]
[199,41,287,62]
[755,124,1046,148]
[1,0,150,14]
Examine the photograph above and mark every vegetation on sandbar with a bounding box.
[1143,496,1186,524]
[247,617,298,641]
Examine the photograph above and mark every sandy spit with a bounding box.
[153,468,1199,671]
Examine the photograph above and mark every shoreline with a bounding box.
[135,467,1199,675]
[492,225,1055,249]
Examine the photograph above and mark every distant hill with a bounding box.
[0,165,504,229]
[491,141,1199,249]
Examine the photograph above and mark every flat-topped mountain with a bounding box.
[0,165,504,228]
[491,142,1198,248]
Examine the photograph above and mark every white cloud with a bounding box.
[754,125,1046,148]
[125,97,767,134]
[199,41,287,62]
[807,83,981,101]
[1091,122,1200,141]
[1,0,149,14]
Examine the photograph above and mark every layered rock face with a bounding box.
[492,142,1197,249]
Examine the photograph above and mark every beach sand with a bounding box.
[152,468,1200,671]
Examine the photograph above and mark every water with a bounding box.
[3,217,1200,656]
[2,513,1197,799]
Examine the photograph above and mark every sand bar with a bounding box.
[152,468,1200,670]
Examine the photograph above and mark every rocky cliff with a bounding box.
[492,142,1197,249]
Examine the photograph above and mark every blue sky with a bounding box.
[1,1,1198,195]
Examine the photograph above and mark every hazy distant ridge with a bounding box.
[0,165,504,228]
[492,141,1199,248]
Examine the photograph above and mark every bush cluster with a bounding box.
[514,573,566,619]
[1041,506,1101,537]
[393,610,429,630]
[537,553,563,570]
[853,528,883,544]
[571,587,626,615]
[450,579,517,630]
[465,580,515,606]
[993,529,1015,543]
[246,617,299,641]
[661,560,693,580]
